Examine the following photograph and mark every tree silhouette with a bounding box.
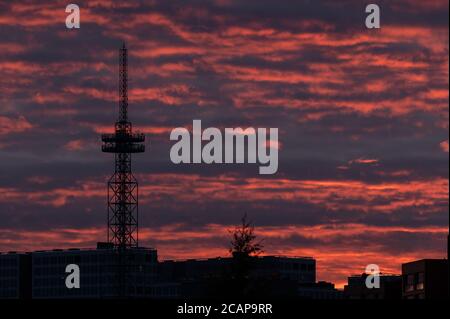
[225,214,264,297]
[229,214,264,257]
[209,216,296,298]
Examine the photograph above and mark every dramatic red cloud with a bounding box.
[0,115,33,135]
[0,0,447,290]
[64,139,86,151]
[440,140,449,153]
[4,173,446,215]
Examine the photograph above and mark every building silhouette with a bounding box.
[158,256,321,298]
[402,259,449,299]
[1,249,328,299]
[31,244,157,298]
[0,252,31,299]
[344,273,402,299]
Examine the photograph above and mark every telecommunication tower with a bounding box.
[101,43,145,250]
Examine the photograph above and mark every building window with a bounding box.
[405,274,415,292]
[416,272,424,290]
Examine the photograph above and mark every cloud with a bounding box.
[440,140,449,153]
[0,0,448,286]
[0,115,33,135]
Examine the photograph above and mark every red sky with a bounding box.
[0,0,448,288]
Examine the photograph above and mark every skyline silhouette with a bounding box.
[0,0,448,288]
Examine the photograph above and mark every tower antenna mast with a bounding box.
[102,43,145,250]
